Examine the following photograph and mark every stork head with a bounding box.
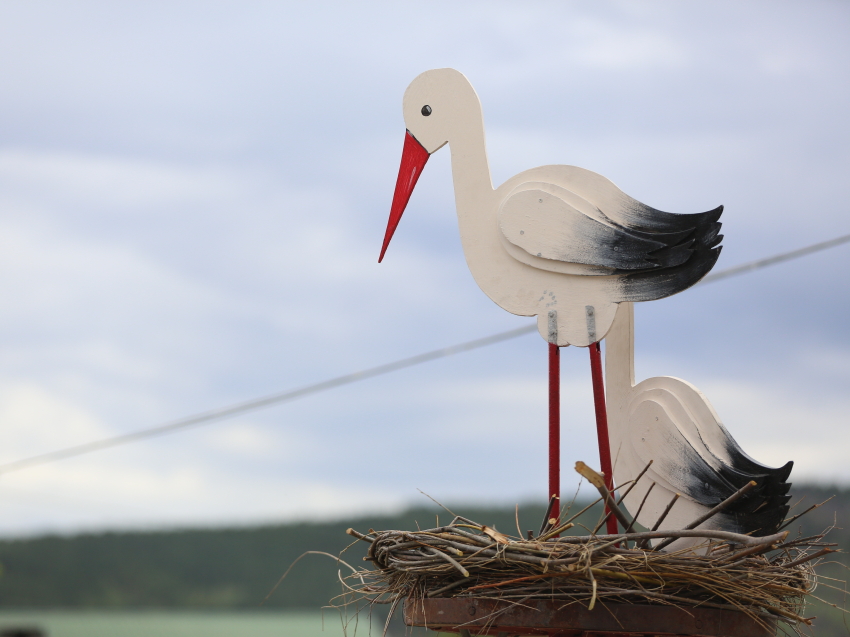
[379,69,478,262]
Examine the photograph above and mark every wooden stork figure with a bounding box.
[605,302,792,542]
[379,68,791,545]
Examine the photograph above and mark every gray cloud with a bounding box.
[0,1,847,535]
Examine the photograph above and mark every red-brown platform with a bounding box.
[404,598,776,636]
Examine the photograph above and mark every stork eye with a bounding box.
[421,105,432,116]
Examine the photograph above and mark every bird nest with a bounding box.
[339,463,838,634]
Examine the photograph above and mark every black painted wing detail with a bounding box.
[669,435,792,536]
[615,204,723,303]
[499,186,723,273]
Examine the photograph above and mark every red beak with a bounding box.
[379,131,430,262]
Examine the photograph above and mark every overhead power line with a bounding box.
[698,233,850,285]
[0,326,535,475]
[1,232,848,476]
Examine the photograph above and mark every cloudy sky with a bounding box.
[0,1,848,536]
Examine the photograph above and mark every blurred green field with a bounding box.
[0,610,434,637]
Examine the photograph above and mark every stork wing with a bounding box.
[621,383,791,533]
[499,182,699,271]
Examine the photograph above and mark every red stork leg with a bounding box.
[589,341,619,535]
[548,342,560,527]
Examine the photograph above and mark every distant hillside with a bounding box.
[0,503,553,610]
[0,486,847,632]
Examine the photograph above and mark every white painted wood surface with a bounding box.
[389,68,722,347]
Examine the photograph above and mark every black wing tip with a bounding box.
[776,460,794,483]
[709,233,724,250]
[731,477,795,536]
[609,201,723,278]
[615,199,724,303]
[716,451,794,536]
[700,455,794,536]
[694,205,724,229]
[723,445,793,484]
[625,201,724,232]
[673,455,792,536]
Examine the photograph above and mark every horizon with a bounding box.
[1,479,846,540]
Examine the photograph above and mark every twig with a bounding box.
[347,528,375,543]
[262,551,360,605]
[427,578,469,597]
[781,547,835,569]
[426,547,470,577]
[778,497,834,531]
[559,496,605,528]
[637,492,679,549]
[624,482,655,535]
[515,504,522,539]
[616,460,653,506]
[575,461,631,532]
[538,521,575,542]
[417,488,457,517]
[716,532,789,564]
[653,481,757,552]
[539,493,560,535]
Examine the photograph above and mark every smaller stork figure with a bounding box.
[605,302,792,546]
